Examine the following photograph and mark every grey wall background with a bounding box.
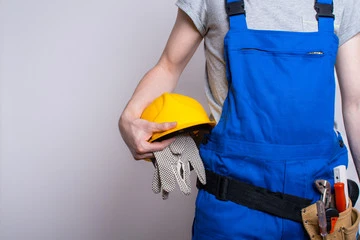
[0,0,358,240]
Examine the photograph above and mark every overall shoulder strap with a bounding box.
[314,0,335,32]
[225,0,247,30]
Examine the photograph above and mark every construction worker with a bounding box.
[119,0,360,239]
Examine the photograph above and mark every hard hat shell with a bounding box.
[141,92,216,142]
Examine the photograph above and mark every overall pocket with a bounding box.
[225,45,335,144]
[301,200,360,240]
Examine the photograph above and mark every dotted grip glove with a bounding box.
[152,134,206,199]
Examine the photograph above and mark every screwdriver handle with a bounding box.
[334,182,347,212]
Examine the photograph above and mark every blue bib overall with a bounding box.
[193,0,348,239]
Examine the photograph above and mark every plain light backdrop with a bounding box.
[0,0,358,240]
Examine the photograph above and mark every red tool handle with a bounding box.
[334,182,347,212]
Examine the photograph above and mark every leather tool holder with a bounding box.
[301,199,360,239]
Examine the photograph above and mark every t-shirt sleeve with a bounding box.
[338,0,360,46]
[175,0,208,36]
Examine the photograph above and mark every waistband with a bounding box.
[197,169,312,222]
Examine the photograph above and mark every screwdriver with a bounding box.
[316,200,328,239]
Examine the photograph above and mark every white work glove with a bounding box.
[152,134,206,199]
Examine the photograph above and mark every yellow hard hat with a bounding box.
[141,92,216,142]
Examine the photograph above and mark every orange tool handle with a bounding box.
[330,217,338,233]
[334,182,346,213]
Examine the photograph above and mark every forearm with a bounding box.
[336,33,360,179]
[121,8,202,123]
[118,64,180,160]
[342,102,360,178]
[120,63,179,122]
[118,8,203,160]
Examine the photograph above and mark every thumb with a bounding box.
[151,122,177,133]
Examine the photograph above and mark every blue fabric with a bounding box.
[193,0,347,239]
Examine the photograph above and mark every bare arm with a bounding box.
[336,33,360,180]
[119,9,203,160]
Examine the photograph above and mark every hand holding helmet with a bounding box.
[119,113,177,160]
[141,92,215,198]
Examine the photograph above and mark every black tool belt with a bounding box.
[197,170,312,222]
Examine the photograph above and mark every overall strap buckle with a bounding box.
[314,2,335,20]
[226,0,245,16]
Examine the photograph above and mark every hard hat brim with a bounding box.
[149,121,216,142]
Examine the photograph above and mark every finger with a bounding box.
[133,152,155,161]
[149,137,177,152]
[133,137,175,157]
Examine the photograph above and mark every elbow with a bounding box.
[342,97,360,117]
[156,59,183,80]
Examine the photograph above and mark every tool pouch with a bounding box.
[302,200,360,240]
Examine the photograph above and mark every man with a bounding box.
[119,0,360,238]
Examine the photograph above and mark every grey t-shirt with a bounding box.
[176,0,360,122]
